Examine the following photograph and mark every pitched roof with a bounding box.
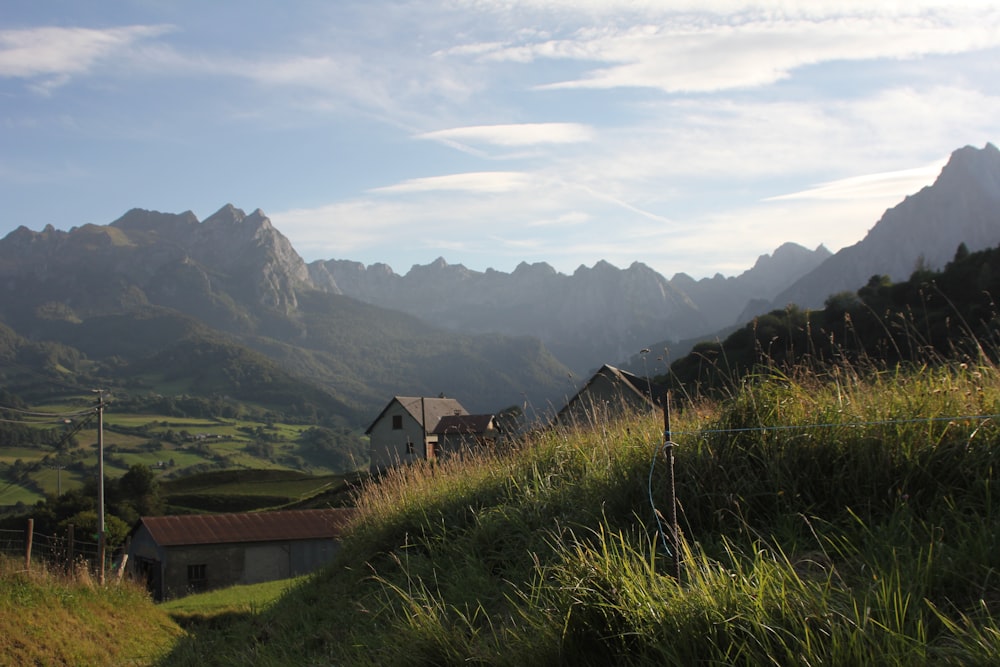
[432,413,497,435]
[365,396,467,434]
[557,364,663,421]
[135,508,355,547]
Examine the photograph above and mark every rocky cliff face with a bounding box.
[770,143,1000,311]
[112,204,311,314]
[0,204,315,344]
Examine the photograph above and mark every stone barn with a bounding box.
[127,508,354,600]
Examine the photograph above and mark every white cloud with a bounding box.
[417,123,594,146]
[766,161,946,202]
[447,6,1000,93]
[369,171,534,194]
[0,25,172,84]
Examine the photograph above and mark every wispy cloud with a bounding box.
[417,123,594,146]
[369,171,534,194]
[766,161,946,202]
[449,7,1000,93]
[0,25,172,91]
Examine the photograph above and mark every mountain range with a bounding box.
[0,142,997,427]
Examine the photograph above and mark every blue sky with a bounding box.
[2,1,999,279]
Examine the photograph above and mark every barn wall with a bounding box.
[162,543,245,600]
[290,538,338,575]
[244,543,289,584]
[128,526,163,561]
[156,538,340,599]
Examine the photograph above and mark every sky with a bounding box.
[2,1,999,280]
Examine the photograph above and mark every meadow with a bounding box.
[151,356,1000,665]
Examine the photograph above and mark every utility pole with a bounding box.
[93,389,106,586]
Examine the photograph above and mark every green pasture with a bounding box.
[163,470,343,497]
[159,576,308,623]
[0,481,43,506]
[3,402,364,500]
[74,428,154,450]
[31,467,85,495]
[0,447,45,464]
[217,453,291,471]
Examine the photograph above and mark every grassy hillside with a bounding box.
[0,556,181,666]
[158,357,1000,665]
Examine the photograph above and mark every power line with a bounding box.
[0,404,95,419]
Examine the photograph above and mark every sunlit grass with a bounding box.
[0,555,181,666]
[160,576,308,624]
[138,359,1000,664]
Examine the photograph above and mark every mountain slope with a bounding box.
[669,241,831,331]
[0,206,572,422]
[769,143,1000,311]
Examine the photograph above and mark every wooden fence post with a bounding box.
[24,518,33,571]
[67,523,75,573]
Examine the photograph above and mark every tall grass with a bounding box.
[0,555,181,666]
[161,359,1000,665]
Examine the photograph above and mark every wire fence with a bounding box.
[0,523,122,574]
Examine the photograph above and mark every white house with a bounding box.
[366,396,468,472]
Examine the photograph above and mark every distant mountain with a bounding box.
[766,143,1000,312]
[669,242,832,332]
[3,142,996,424]
[309,257,708,373]
[0,206,572,422]
[309,244,830,374]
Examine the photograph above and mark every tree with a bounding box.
[60,510,130,547]
[117,464,164,517]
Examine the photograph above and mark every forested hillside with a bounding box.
[668,242,1000,392]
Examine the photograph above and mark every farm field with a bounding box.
[1,401,368,514]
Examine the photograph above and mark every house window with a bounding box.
[406,439,414,454]
[187,563,207,592]
[392,415,403,430]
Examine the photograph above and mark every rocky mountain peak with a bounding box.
[935,142,1000,195]
[204,203,245,226]
[767,142,1000,311]
[512,261,557,278]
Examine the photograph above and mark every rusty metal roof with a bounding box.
[137,508,355,547]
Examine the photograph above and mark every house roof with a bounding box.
[365,396,467,434]
[432,413,497,435]
[134,508,355,547]
[557,364,663,421]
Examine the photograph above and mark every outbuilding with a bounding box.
[432,413,502,459]
[127,508,354,600]
[555,364,663,426]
